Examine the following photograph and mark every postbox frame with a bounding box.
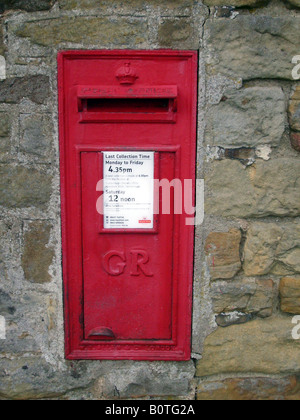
[58,50,198,361]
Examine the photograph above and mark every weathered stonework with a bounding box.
[0,0,54,13]
[206,87,286,148]
[211,278,274,318]
[280,277,300,315]
[0,20,5,56]
[0,76,50,105]
[203,0,269,6]
[21,221,54,284]
[0,113,10,153]
[205,229,242,280]
[197,376,300,401]
[291,132,300,151]
[158,18,197,48]
[0,166,52,209]
[204,16,300,80]
[244,223,300,276]
[196,316,300,376]
[206,159,300,218]
[19,114,53,159]
[13,17,148,48]
[289,86,300,132]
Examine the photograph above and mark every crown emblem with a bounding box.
[116,62,139,85]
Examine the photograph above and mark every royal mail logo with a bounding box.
[139,219,152,224]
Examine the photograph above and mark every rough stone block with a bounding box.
[205,159,300,218]
[289,86,300,132]
[203,0,268,5]
[291,132,300,151]
[196,316,300,376]
[0,76,50,105]
[243,223,300,276]
[0,0,54,13]
[287,0,300,7]
[206,87,286,148]
[211,278,274,317]
[22,221,54,284]
[0,165,52,209]
[0,113,10,153]
[204,16,300,80]
[205,229,242,280]
[280,277,300,315]
[197,376,300,400]
[20,114,53,157]
[0,21,5,56]
[58,0,196,16]
[13,17,148,48]
[158,18,197,48]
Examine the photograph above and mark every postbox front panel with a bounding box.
[58,51,197,360]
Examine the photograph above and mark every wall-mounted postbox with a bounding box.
[58,51,197,360]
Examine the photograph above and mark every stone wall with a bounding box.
[0,0,299,400]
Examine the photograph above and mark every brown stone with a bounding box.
[22,221,54,284]
[197,376,300,400]
[291,132,300,152]
[205,229,241,280]
[13,17,147,48]
[196,316,300,376]
[280,277,300,314]
[289,86,300,132]
[243,222,300,276]
[205,159,300,218]
[158,18,197,48]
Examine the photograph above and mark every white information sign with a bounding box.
[103,151,154,229]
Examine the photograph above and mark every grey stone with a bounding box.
[0,290,16,316]
[90,361,196,399]
[205,159,300,218]
[13,17,148,48]
[0,21,5,56]
[196,316,300,376]
[0,0,54,13]
[287,0,300,8]
[204,16,300,80]
[211,278,274,317]
[22,221,54,284]
[244,222,300,276]
[0,165,52,209]
[0,113,10,153]
[203,0,268,5]
[206,87,286,148]
[0,76,50,105]
[20,114,52,157]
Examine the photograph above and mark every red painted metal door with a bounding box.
[58,50,198,360]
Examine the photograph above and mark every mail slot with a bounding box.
[58,51,197,360]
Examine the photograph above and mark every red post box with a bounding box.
[58,51,197,360]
